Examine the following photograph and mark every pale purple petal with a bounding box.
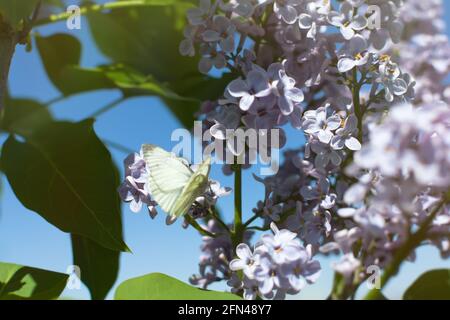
[345,136,362,151]
[240,94,255,111]
[236,243,252,260]
[338,57,356,72]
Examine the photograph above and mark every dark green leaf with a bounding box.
[87,2,203,127]
[71,234,120,300]
[0,99,125,297]
[0,98,53,136]
[69,163,123,300]
[62,64,233,128]
[35,31,231,127]
[43,0,64,8]
[101,65,196,101]
[115,273,242,300]
[1,119,128,252]
[403,269,450,300]
[366,291,388,300]
[35,33,115,96]
[0,0,39,29]
[37,3,234,128]
[87,2,197,82]
[170,72,236,103]
[0,261,68,300]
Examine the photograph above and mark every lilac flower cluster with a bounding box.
[118,148,231,224]
[118,0,450,299]
[189,220,234,288]
[331,103,450,273]
[180,0,419,172]
[118,152,158,217]
[182,0,449,297]
[394,0,450,104]
[250,148,343,247]
[228,223,321,300]
[190,220,255,289]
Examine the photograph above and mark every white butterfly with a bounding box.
[142,144,211,217]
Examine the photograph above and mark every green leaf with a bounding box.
[366,291,388,300]
[1,119,128,252]
[0,0,39,29]
[69,164,123,300]
[35,32,194,99]
[35,33,115,96]
[71,234,120,300]
[43,0,64,8]
[1,99,124,297]
[0,261,68,300]
[87,1,204,127]
[87,2,197,82]
[0,98,53,136]
[115,273,242,300]
[0,0,67,29]
[100,65,196,101]
[35,31,230,128]
[403,269,450,300]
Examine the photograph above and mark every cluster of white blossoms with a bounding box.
[120,0,450,299]
[328,102,450,275]
[396,0,450,104]
[228,223,321,300]
[189,220,234,288]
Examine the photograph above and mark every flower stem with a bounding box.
[231,164,243,251]
[247,226,270,232]
[243,213,259,228]
[88,97,126,118]
[209,208,231,234]
[364,197,448,300]
[185,215,216,238]
[352,68,363,142]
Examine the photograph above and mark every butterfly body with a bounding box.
[142,144,211,217]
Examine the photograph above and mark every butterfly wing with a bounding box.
[142,144,193,214]
[171,157,211,217]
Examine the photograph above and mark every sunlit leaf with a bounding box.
[403,269,450,300]
[115,273,242,300]
[0,261,68,300]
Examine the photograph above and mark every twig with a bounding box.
[209,208,231,234]
[88,97,125,118]
[352,68,363,142]
[17,0,42,44]
[185,215,216,238]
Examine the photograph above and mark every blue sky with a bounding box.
[0,2,449,300]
